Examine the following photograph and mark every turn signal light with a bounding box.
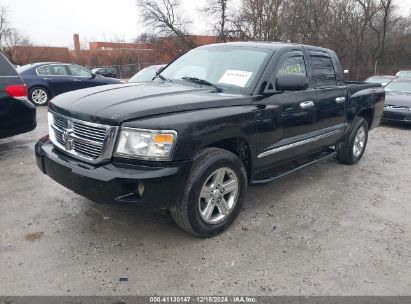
[5,84,27,100]
[153,133,174,144]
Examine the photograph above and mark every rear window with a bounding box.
[0,52,18,77]
[310,55,337,87]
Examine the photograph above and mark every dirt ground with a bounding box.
[0,106,410,296]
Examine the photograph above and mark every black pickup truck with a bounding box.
[35,42,385,237]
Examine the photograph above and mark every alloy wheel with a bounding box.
[353,126,366,157]
[198,167,239,224]
[31,89,48,105]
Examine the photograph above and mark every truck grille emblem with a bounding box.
[62,129,74,151]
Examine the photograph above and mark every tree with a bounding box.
[136,0,195,49]
[224,0,411,79]
[0,5,31,62]
[202,0,231,42]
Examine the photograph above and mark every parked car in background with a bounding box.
[365,75,396,86]
[36,42,384,237]
[382,78,411,124]
[91,67,117,78]
[128,64,166,83]
[0,52,36,139]
[395,70,411,78]
[17,63,122,106]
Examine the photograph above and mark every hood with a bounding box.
[385,91,411,107]
[49,82,251,125]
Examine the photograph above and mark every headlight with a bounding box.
[114,128,177,161]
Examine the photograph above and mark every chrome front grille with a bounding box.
[48,111,118,163]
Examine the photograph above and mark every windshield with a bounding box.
[129,67,157,83]
[396,71,411,78]
[160,46,273,93]
[385,81,411,93]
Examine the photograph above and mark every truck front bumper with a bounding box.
[35,138,190,209]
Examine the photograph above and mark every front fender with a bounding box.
[121,106,258,161]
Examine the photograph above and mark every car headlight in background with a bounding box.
[114,128,177,160]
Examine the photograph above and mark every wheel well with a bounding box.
[206,138,252,179]
[357,108,373,128]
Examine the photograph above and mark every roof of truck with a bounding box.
[200,41,334,53]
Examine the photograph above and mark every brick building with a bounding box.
[8,34,222,77]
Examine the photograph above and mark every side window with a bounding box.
[36,67,48,75]
[44,65,69,76]
[267,54,307,90]
[276,55,307,78]
[310,55,337,87]
[69,65,92,77]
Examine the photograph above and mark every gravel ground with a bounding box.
[0,107,410,296]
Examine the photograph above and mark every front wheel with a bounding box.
[170,148,247,237]
[336,117,369,165]
[29,87,50,106]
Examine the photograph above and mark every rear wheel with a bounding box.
[336,117,369,165]
[170,148,247,237]
[29,87,50,106]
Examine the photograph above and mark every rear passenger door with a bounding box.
[308,51,346,144]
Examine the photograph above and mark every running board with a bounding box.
[251,149,337,185]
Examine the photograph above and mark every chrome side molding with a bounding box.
[258,129,342,159]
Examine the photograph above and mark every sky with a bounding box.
[1,0,411,48]
[0,0,210,48]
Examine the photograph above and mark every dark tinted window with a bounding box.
[310,55,337,87]
[0,52,18,77]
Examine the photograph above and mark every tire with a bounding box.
[336,117,369,165]
[29,87,50,106]
[170,147,247,237]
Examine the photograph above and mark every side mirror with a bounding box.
[275,74,309,92]
[91,72,97,79]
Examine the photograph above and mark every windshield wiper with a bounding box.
[153,74,172,82]
[182,77,223,92]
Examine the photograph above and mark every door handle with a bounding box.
[300,101,315,109]
[335,97,346,103]
[43,77,52,81]
[73,79,82,82]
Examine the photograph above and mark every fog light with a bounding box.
[137,182,145,197]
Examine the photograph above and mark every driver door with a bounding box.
[67,65,95,90]
[256,51,319,170]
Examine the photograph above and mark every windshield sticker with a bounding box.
[218,70,253,87]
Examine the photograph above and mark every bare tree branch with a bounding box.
[136,0,195,49]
